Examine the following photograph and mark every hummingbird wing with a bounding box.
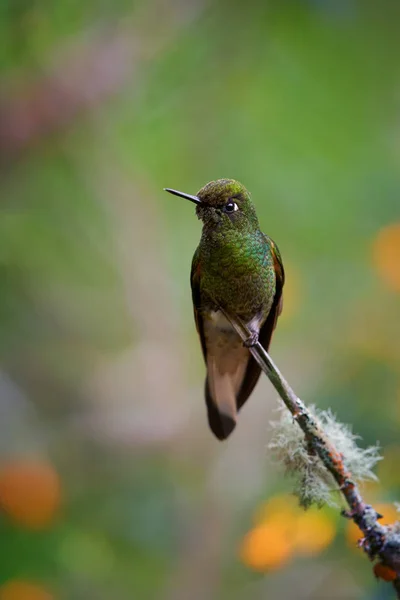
[191,248,241,439]
[235,235,285,410]
[190,247,207,357]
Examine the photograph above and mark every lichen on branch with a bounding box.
[269,405,381,509]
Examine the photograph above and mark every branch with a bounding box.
[225,314,400,596]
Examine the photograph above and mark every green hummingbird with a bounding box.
[164,179,285,440]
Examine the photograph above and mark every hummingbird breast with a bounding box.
[199,229,276,324]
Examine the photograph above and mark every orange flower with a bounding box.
[254,494,298,530]
[0,459,61,529]
[245,495,337,569]
[293,510,336,556]
[372,223,400,292]
[240,522,293,572]
[0,580,53,600]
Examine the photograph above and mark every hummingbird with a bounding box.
[164,179,285,440]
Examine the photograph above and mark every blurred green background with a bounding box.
[0,0,400,598]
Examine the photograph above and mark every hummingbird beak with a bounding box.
[164,188,202,205]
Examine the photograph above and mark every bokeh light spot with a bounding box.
[58,530,115,578]
[239,523,293,572]
[372,223,400,292]
[0,580,53,600]
[293,509,336,556]
[0,459,61,529]
[254,494,298,527]
[243,494,337,569]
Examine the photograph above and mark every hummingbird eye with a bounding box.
[224,200,239,213]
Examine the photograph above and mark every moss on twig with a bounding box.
[269,405,381,508]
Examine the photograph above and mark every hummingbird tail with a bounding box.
[205,381,236,440]
[205,359,239,440]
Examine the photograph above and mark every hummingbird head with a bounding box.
[164,179,259,231]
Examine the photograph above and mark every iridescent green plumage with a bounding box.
[165,179,284,440]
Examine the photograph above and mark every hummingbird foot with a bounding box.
[243,331,259,348]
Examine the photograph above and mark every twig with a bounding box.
[225,314,400,597]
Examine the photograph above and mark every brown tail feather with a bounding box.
[205,379,236,440]
[205,351,246,440]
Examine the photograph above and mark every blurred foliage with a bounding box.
[0,0,400,598]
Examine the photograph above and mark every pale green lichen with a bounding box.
[269,404,381,509]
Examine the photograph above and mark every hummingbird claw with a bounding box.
[243,332,259,348]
